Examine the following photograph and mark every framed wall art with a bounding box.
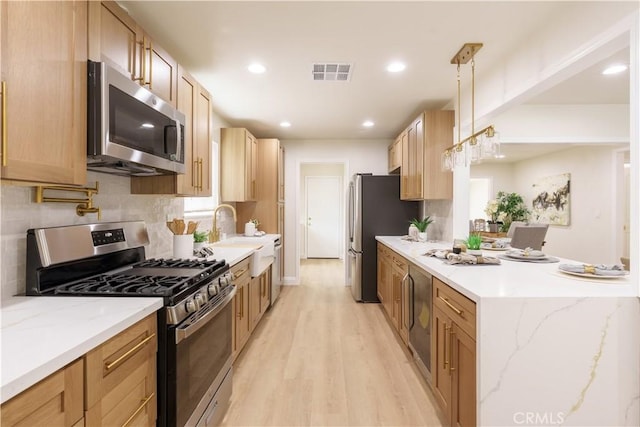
[531,173,571,226]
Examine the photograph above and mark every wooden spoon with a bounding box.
[167,221,177,234]
[175,219,186,235]
[187,221,198,235]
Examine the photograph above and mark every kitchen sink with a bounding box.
[213,236,274,277]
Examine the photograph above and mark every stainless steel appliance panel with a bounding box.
[348,248,361,301]
[87,60,186,176]
[348,174,419,302]
[271,238,282,305]
[408,264,432,383]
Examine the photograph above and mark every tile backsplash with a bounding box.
[423,199,453,242]
[0,172,184,299]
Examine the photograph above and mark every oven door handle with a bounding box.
[175,287,237,344]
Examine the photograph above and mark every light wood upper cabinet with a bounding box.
[90,1,177,107]
[397,110,454,200]
[432,277,476,427]
[131,66,212,196]
[1,358,84,427]
[0,0,87,185]
[220,128,257,202]
[388,136,402,173]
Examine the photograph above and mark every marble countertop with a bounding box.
[376,236,636,301]
[0,297,162,404]
[0,242,260,404]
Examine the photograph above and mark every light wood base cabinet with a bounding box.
[1,0,87,185]
[1,358,84,427]
[1,314,157,427]
[232,258,251,360]
[432,277,476,427]
[85,313,157,427]
[377,243,409,346]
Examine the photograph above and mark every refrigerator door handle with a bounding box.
[348,181,354,243]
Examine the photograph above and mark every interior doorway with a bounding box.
[305,176,341,258]
[299,162,345,261]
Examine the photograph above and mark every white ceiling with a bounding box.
[120,1,631,145]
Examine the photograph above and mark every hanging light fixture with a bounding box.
[441,43,500,171]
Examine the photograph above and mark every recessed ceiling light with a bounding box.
[602,64,627,75]
[387,62,406,73]
[280,121,291,128]
[362,120,374,127]
[248,63,266,74]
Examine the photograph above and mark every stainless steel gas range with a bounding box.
[26,221,235,427]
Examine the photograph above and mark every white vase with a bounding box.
[467,249,483,256]
[408,224,419,240]
[194,242,205,251]
[418,232,427,242]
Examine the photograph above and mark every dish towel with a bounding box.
[506,248,546,258]
[423,249,451,259]
[445,253,501,265]
[558,263,627,276]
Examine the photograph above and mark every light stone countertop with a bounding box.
[0,245,259,405]
[377,235,639,426]
[376,235,636,301]
[0,297,162,404]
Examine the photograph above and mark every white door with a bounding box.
[306,176,341,258]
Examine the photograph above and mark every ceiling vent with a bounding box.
[312,63,352,81]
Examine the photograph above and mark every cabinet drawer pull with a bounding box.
[234,267,248,279]
[438,295,463,316]
[121,392,155,427]
[105,333,155,372]
[1,81,6,166]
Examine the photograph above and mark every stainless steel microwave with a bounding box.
[87,60,186,176]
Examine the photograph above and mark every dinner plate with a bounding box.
[505,252,547,260]
[482,246,508,251]
[558,269,629,280]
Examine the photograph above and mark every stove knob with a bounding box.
[207,283,219,297]
[185,298,198,313]
[219,276,228,287]
[194,292,207,306]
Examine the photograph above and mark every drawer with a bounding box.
[390,251,408,272]
[231,257,251,283]
[433,277,476,338]
[85,314,157,409]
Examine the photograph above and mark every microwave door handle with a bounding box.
[176,119,183,161]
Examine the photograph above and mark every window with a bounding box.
[469,178,491,221]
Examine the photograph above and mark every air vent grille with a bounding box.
[312,63,352,81]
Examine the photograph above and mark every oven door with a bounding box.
[170,288,235,427]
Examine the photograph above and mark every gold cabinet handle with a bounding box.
[192,159,198,188]
[121,392,155,427]
[134,39,145,82]
[146,40,153,89]
[240,287,244,318]
[234,267,248,279]
[199,158,204,190]
[449,329,456,373]
[1,81,6,167]
[105,333,155,372]
[438,296,463,316]
[443,324,449,370]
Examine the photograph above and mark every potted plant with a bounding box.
[465,233,483,256]
[409,216,434,242]
[486,191,530,232]
[193,230,209,251]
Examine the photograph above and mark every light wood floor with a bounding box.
[221,259,444,426]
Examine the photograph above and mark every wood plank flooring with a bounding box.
[221,259,444,426]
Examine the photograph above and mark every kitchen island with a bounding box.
[377,236,639,427]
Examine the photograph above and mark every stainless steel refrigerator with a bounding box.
[348,174,419,302]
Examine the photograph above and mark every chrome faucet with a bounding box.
[210,204,237,243]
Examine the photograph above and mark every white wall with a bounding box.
[282,138,390,284]
[471,145,623,264]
